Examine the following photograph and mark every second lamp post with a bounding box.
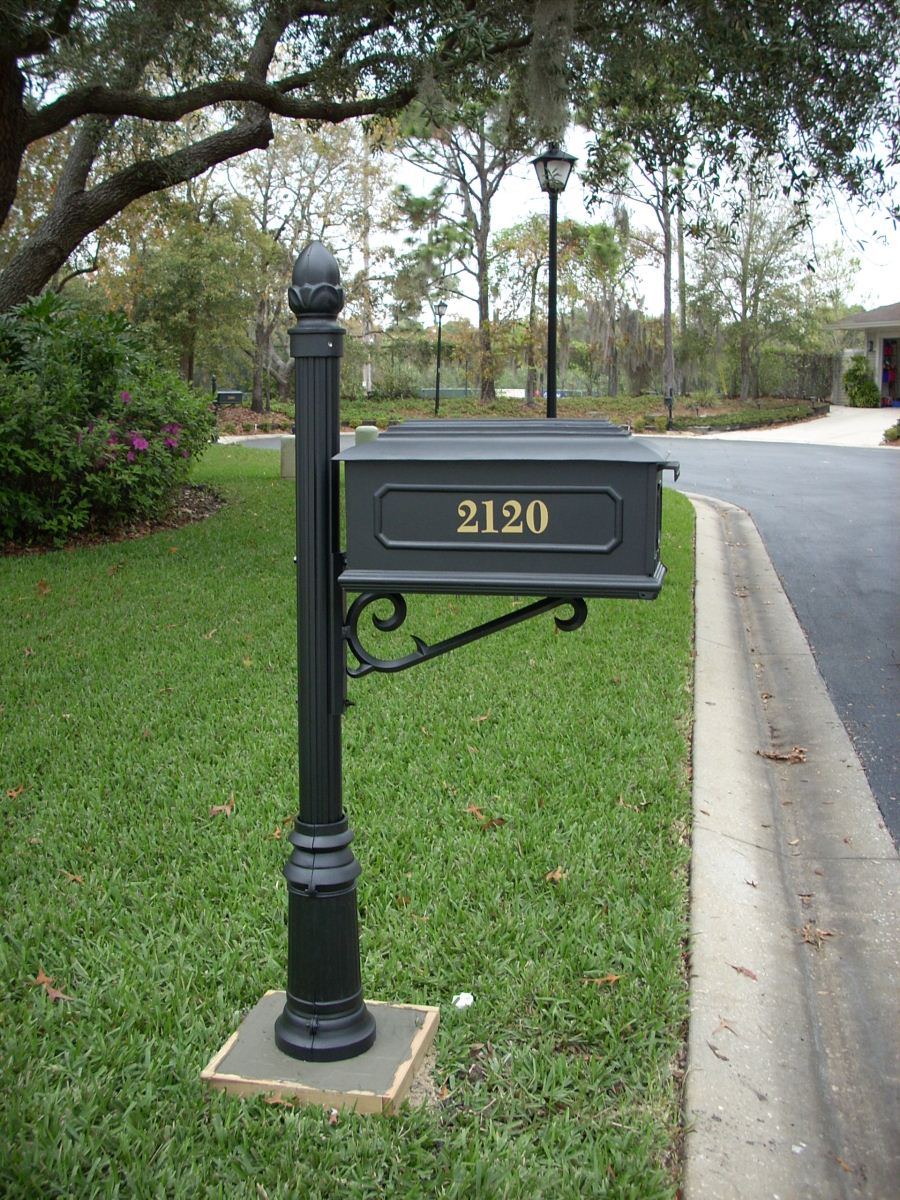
[432,298,448,416]
[531,143,577,419]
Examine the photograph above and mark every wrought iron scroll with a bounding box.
[344,593,588,678]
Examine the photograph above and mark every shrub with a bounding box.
[0,293,214,544]
[843,355,880,408]
[885,420,900,444]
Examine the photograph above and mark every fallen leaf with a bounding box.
[37,579,51,596]
[757,745,807,764]
[263,1096,294,1108]
[616,795,641,812]
[168,546,178,553]
[728,963,758,981]
[479,816,506,831]
[201,628,218,640]
[31,967,73,1003]
[270,826,282,839]
[396,895,411,907]
[800,923,835,949]
[545,866,568,884]
[581,974,621,987]
[60,870,84,884]
[24,647,33,657]
[713,1017,737,1035]
[210,795,235,817]
[707,1041,730,1061]
[6,785,25,799]
[466,744,478,755]
[471,710,491,723]
[745,879,758,888]
[242,657,253,668]
[465,804,485,820]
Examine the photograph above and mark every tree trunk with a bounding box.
[661,164,676,402]
[474,212,496,403]
[525,263,539,406]
[677,195,687,394]
[0,54,27,232]
[180,331,196,384]
[739,331,753,405]
[0,115,272,311]
[251,294,271,414]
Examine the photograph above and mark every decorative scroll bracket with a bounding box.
[344,592,588,678]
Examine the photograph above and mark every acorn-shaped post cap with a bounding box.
[288,241,344,317]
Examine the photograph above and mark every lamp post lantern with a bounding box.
[433,298,448,416]
[531,143,577,419]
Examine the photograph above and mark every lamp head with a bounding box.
[531,143,577,194]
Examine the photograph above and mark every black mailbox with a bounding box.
[338,420,678,599]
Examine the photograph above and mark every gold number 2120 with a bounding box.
[456,498,549,535]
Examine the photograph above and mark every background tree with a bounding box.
[0,0,535,310]
[690,164,810,402]
[492,216,550,403]
[125,190,260,385]
[392,95,530,401]
[2,1,896,318]
[227,119,389,411]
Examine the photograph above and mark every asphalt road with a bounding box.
[646,436,899,840]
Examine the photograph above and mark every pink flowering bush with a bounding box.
[0,293,214,543]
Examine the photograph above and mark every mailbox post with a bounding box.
[274,243,375,1062]
[273,241,677,1066]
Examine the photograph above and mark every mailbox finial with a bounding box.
[289,241,344,317]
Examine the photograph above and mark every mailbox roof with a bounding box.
[338,419,673,465]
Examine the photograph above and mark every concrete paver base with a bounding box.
[202,992,439,1114]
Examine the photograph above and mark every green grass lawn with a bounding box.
[0,446,694,1199]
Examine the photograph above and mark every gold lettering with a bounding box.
[526,499,549,535]
[501,499,524,533]
[456,497,550,535]
[456,499,479,533]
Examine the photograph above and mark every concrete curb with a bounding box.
[685,495,899,1198]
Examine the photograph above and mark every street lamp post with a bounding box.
[433,298,448,417]
[531,144,577,419]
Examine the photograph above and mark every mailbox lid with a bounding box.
[337,418,664,464]
[337,420,675,599]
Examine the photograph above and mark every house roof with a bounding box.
[832,301,900,330]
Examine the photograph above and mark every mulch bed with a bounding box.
[215,404,292,434]
[2,484,225,556]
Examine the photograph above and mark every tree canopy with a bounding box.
[1,0,897,311]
